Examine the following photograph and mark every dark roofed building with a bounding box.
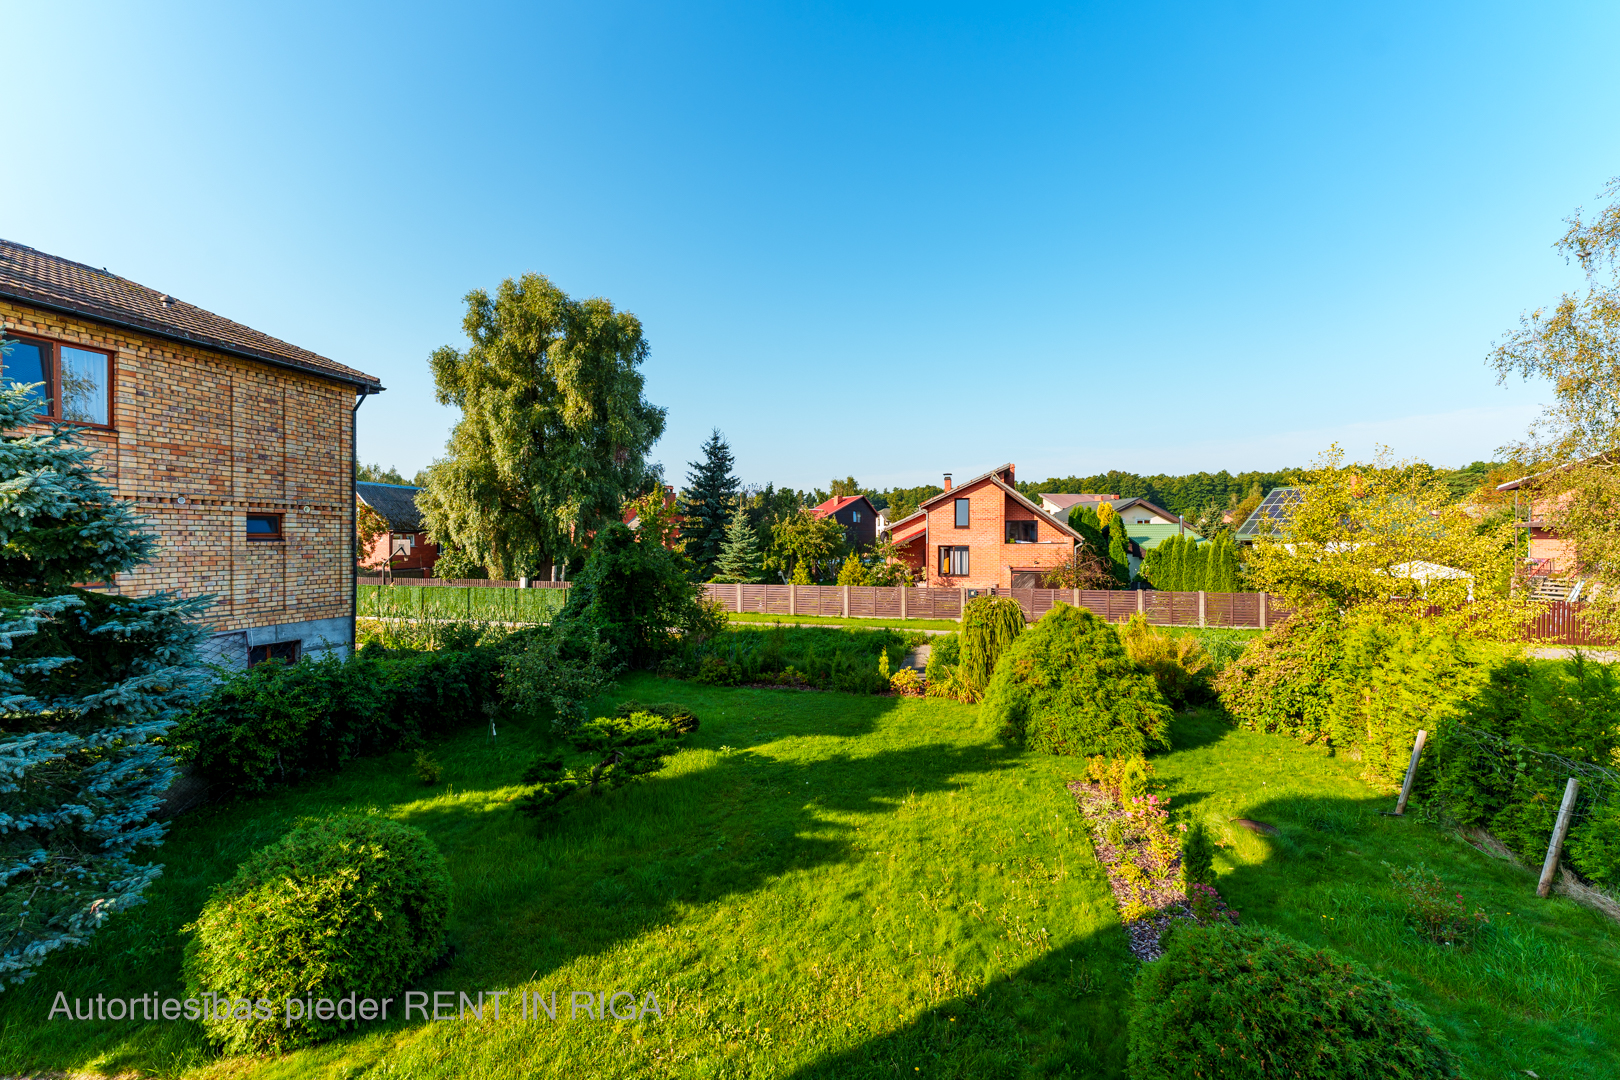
[811,494,878,550]
[356,482,439,579]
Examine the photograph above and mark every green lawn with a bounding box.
[3,682,1615,1078]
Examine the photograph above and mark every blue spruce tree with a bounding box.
[0,377,210,989]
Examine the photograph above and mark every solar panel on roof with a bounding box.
[1234,486,1303,538]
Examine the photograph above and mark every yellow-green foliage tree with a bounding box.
[1491,177,1620,633]
[766,507,847,584]
[1242,445,1525,638]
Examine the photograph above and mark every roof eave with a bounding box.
[1,285,386,393]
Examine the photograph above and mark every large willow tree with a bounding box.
[419,274,667,579]
[0,377,209,989]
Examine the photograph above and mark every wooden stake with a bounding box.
[1538,778,1580,899]
[1394,729,1427,815]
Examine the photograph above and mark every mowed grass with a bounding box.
[3,683,1616,1078]
[0,677,1131,1079]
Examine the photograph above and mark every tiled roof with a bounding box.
[356,481,424,532]
[812,495,866,517]
[0,239,383,391]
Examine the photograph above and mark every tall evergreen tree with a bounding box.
[679,429,740,579]
[0,379,211,989]
[1163,535,1188,591]
[1106,514,1132,586]
[710,503,765,583]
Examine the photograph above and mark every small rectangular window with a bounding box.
[938,545,969,576]
[246,513,283,541]
[248,640,300,666]
[1006,520,1037,543]
[852,510,861,522]
[0,334,111,426]
[954,498,970,528]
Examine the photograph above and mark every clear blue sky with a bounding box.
[4,1,1615,491]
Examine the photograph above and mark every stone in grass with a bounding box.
[1128,923,1458,1080]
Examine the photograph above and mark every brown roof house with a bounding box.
[884,464,1087,589]
[0,239,384,666]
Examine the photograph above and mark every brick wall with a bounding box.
[1,300,354,635]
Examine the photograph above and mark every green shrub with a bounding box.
[959,595,1026,701]
[413,750,442,785]
[178,644,508,794]
[984,603,1171,757]
[1128,923,1458,1080]
[519,704,700,824]
[181,816,451,1053]
[1119,615,1213,706]
[1424,653,1620,875]
[1217,612,1493,781]
[557,520,712,668]
[1389,864,1489,948]
[1180,822,1215,887]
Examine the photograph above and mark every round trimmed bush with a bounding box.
[982,603,1171,757]
[1129,923,1458,1080]
[181,815,452,1052]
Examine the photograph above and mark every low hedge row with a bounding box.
[175,642,507,794]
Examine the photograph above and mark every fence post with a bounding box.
[843,585,850,618]
[1198,590,1206,629]
[789,583,797,617]
[1074,587,1080,608]
[1258,591,1268,630]
[959,587,967,622]
[899,585,907,620]
[1394,729,1427,815]
[1538,778,1581,898]
[1137,590,1144,615]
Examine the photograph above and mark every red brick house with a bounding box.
[883,464,1086,589]
[811,494,878,550]
[356,481,439,578]
[0,239,384,665]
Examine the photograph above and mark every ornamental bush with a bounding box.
[178,642,508,794]
[959,595,1026,701]
[984,603,1171,757]
[1128,923,1458,1080]
[181,815,452,1053]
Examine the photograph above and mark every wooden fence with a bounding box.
[356,578,1604,645]
[1526,601,1610,647]
[700,583,1293,629]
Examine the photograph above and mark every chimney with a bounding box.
[943,473,953,492]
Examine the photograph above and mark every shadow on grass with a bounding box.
[0,678,1035,1076]
[788,777,1620,1080]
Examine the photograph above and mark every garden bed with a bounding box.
[1069,779,1235,960]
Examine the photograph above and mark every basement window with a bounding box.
[1,333,112,426]
[248,640,301,666]
[246,513,283,541]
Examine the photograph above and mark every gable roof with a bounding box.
[356,481,425,532]
[883,464,1086,544]
[1038,493,1119,512]
[0,239,383,391]
[812,494,874,518]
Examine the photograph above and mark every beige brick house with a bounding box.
[0,239,384,665]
